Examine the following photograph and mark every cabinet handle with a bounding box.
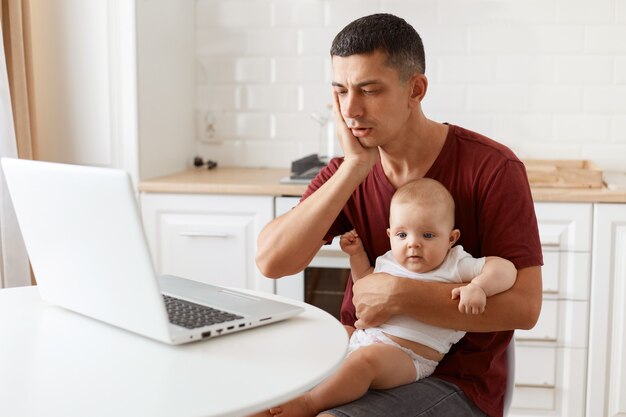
[179,231,231,238]
[541,242,561,248]
[514,383,555,389]
[515,336,558,342]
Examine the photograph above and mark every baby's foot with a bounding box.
[268,393,318,417]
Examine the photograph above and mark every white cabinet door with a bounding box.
[587,203,626,417]
[274,197,306,300]
[511,203,592,417]
[141,193,275,293]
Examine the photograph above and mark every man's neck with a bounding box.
[379,119,448,189]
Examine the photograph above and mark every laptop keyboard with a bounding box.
[162,295,243,329]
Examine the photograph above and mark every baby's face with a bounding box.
[387,202,455,273]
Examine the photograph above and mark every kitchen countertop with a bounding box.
[138,167,306,196]
[138,167,626,203]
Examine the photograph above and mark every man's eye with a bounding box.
[362,89,378,95]
[335,89,348,96]
[423,233,434,239]
[397,232,407,239]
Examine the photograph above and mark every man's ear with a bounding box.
[387,228,391,238]
[449,229,461,247]
[408,73,428,103]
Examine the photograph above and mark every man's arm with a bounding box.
[352,266,542,332]
[256,93,379,278]
[255,164,364,278]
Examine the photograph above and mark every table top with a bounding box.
[0,286,348,417]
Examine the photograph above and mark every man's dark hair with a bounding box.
[330,13,425,81]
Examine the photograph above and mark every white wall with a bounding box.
[25,0,626,174]
[195,0,626,171]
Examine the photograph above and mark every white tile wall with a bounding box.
[195,0,626,170]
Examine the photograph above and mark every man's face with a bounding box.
[331,50,416,148]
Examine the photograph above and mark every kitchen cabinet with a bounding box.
[140,193,275,293]
[27,1,196,185]
[510,203,592,417]
[586,204,626,417]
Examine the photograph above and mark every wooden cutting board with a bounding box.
[523,159,603,188]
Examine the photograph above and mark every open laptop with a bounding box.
[1,158,304,345]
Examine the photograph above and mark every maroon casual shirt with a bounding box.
[300,124,543,417]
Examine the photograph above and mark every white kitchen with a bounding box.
[1,1,626,416]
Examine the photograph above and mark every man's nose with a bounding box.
[341,92,363,120]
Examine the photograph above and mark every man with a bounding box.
[256,13,542,417]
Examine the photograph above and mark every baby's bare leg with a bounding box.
[270,344,416,417]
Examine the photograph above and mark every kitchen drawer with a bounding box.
[541,251,590,300]
[158,212,251,288]
[516,300,558,342]
[535,203,592,252]
[515,300,588,347]
[511,347,587,417]
[141,193,274,292]
[512,386,555,411]
[516,346,556,387]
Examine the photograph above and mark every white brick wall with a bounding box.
[195,0,626,170]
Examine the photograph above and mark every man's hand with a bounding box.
[451,283,487,315]
[332,91,379,171]
[352,272,398,329]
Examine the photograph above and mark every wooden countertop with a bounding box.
[139,167,626,203]
[139,167,307,196]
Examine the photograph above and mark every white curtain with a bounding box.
[0,26,30,288]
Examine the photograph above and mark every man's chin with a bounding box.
[356,137,378,148]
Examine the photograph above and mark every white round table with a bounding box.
[0,286,348,417]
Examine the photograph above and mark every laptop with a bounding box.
[1,158,304,345]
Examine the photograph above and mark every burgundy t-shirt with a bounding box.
[300,124,543,417]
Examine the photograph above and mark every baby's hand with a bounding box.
[339,229,363,255]
[451,283,487,315]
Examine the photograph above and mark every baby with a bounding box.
[268,178,517,417]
